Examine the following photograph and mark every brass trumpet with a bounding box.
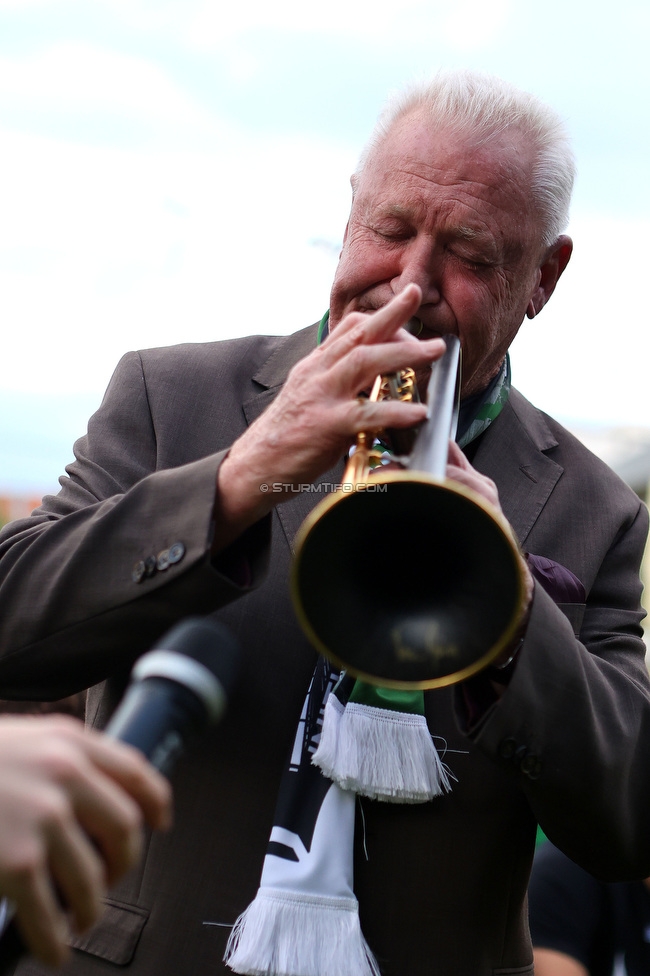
[291,336,527,690]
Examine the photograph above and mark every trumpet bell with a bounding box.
[291,471,526,689]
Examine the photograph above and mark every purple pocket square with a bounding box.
[526,553,586,605]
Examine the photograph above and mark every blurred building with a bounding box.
[0,494,41,527]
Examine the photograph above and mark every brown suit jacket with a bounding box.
[0,325,648,976]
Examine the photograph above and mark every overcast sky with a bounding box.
[1,0,649,493]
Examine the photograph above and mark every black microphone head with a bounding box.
[153,617,240,695]
[132,617,240,724]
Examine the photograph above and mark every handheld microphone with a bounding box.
[0,616,240,973]
[105,616,240,772]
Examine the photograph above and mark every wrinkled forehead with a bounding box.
[354,110,542,239]
[359,110,536,193]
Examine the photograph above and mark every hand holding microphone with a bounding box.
[0,715,171,969]
[0,617,239,970]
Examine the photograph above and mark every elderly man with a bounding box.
[0,71,647,976]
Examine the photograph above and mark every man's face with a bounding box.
[329,111,549,397]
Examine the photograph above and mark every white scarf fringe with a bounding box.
[225,888,380,976]
[312,694,454,802]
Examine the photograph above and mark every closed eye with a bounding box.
[372,223,413,243]
[448,247,495,271]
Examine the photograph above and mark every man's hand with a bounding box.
[214,284,446,551]
[0,715,171,968]
[445,441,502,510]
[445,441,534,662]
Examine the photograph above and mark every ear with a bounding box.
[526,235,573,319]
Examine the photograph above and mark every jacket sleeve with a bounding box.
[466,496,650,881]
[0,351,269,699]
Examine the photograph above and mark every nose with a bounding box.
[391,237,441,306]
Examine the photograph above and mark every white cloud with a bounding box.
[0,126,354,395]
[0,43,214,132]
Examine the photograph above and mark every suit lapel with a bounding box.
[473,388,564,547]
[241,322,320,426]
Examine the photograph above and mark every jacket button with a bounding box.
[132,560,146,583]
[498,738,517,760]
[144,556,157,578]
[521,754,542,779]
[157,549,170,571]
[168,542,185,565]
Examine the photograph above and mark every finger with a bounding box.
[63,770,145,887]
[12,869,71,968]
[44,813,107,933]
[447,440,471,469]
[0,773,107,938]
[331,336,445,401]
[446,463,498,500]
[0,715,169,833]
[32,717,172,833]
[319,285,423,362]
[66,729,172,832]
[346,398,428,434]
[445,442,501,509]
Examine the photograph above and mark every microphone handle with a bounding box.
[104,676,211,775]
[0,923,23,975]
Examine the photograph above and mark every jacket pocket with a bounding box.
[68,899,149,965]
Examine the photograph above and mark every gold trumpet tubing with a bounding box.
[342,432,372,487]
[379,367,418,404]
[382,367,421,459]
[343,373,388,487]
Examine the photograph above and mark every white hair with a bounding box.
[356,70,575,247]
